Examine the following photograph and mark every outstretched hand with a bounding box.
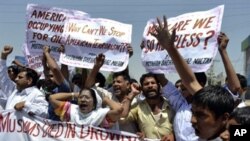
[150,15,176,50]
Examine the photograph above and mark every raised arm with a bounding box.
[122,45,134,75]
[0,45,16,96]
[42,51,50,79]
[49,92,78,110]
[218,32,241,94]
[151,16,202,94]
[120,83,140,117]
[104,96,124,122]
[43,46,65,85]
[58,45,70,81]
[1,45,13,60]
[84,54,105,88]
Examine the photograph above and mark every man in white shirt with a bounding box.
[0,45,48,118]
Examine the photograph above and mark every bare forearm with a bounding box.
[219,50,241,93]
[49,92,76,109]
[104,97,123,122]
[165,46,202,94]
[85,65,101,88]
[103,97,123,112]
[49,93,76,102]
[61,64,69,81]
[120,96,133,117]
[44,52,60,71]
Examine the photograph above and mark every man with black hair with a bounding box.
[151,16,239,141]
[7,65,20,81]
[124,72,174,140]
[96,72,106,88]
[191,85,234,140]
[220,106,250,141]
[0,45,48,117]
[42,46,71,120]
[85,54,139,133]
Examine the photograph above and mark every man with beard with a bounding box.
[124,73,174,140]
[42,46,70,120]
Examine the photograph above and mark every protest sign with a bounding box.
[60,18,132,72]
[141,5,224,73]
[24,3,90,73]
[25,3,90,59]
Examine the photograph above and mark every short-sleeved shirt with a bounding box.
[126,99,173,139]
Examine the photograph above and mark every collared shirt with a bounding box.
[126,98,173,139]
[0,60,48,118]
[162,82,233,141]
[162,81,199,141]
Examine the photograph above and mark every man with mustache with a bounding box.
[124,72,175,140]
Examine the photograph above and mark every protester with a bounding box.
[0,64,21,110]
[0,45,48,117]
[156,72,207,141]
[49,88,123,127]
[219,106,250,141]
[85,53,140,132]
[42,46,71,121]
[124,73,175,140]
[151,16,236,141]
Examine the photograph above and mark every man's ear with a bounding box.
[27,77,33,86]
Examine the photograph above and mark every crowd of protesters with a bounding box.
[0,16,250,141]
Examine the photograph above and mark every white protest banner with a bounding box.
[141,5,224,73]
[60,18,132,72]
[25,3,90,60]
[0,110,144,141]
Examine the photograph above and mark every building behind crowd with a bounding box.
[242,35,250,86]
